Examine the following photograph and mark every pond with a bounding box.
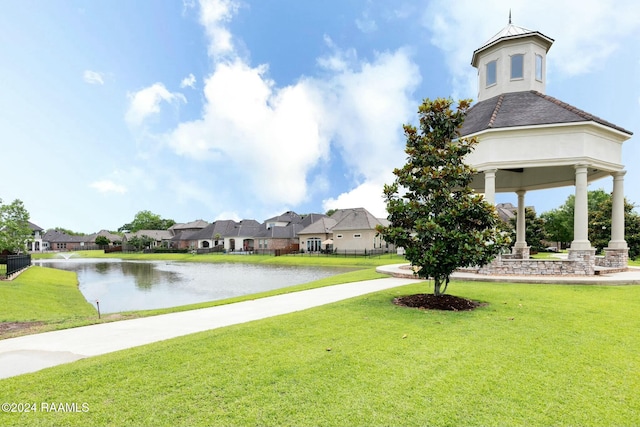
[34,259,352,313]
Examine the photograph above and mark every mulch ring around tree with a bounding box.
[394,294,484,311]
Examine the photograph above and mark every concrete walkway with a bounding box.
[0,276,420,380]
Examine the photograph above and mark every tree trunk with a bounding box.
[433,276,443,296]
[432,275,450,296]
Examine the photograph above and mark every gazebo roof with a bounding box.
[471,24,554,67]
[460,91,633,137]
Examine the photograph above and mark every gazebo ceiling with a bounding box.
[469,165,610,193]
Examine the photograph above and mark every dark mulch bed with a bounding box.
[394,294,483,311]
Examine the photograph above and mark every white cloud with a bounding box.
[167,59,330,205]
[182,0,196,14]
[158,0,419,217]
[89,180,127,194]
[422,0,640,98]
[318,48,420,182]
[355,12,377,33]
[180,73,197,88]
[199,0,240,58]
[125,83,187,126]
[83,70,104,85]
[323,179,390,218]
[317,36,358,72]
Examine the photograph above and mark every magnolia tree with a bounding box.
[377,98,509,296]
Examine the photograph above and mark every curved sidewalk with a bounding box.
[0,276,420,380]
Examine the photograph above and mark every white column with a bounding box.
[609,171,627,249]
[514,190,527,248]
[483,169,497,206]
[571,164,591,250]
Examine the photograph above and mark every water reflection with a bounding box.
[34,259,349,313]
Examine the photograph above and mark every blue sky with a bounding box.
[1,0,639,233]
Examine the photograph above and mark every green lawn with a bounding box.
[0,266,95,323]
[1,280,638,426]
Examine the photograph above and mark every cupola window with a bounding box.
[486,60,497,86]
[535,54,543,81]
[510,54,524,79]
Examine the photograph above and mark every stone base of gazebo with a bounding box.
[473,247,629,276]
[511,246,530,259]
[567,248,597,275]
[597,248,629,270]
[476,248,595,276]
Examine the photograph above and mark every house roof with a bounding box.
[495,203,516,222]
[297,217,337,235]
[264,211,302,224]
[254,222,303,239]
[87,230,121,242]
[42,230,87,243]
[230,220,261,237]
[28,221,43,232]
[460,91,633,137]
[169,220,209,231]
[186,219,264,239]
[125,230,173,241]
[299,213,328,228]
[330,208,382,231]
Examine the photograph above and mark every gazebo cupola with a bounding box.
[461,17,633,275]
[472,16,553,102]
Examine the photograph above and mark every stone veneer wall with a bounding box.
[477,249,597,276]
[596,248,629,270]
[477,259,585,275]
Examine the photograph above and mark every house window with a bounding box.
[486,60,497,86]
[307,237,321,252]
[336,234,343,239]
[511,54,523,79]
[353,234,362,238]
[535,54,543,81]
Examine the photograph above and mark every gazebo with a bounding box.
[460,20,633,275]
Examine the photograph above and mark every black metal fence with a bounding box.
[281,249,392,258]
[0,254,32,279]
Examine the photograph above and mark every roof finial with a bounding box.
[509,9,512,24]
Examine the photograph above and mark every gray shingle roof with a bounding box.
[87,230,122,242]
[298,217,337,235]
[188,220,240,240]
[28,221,43,232]
[264,211,302,224]
[254,223,302,239]
[330,208,381,231]
[42,230,88,243]
[460,91,633,137]
[170,220,209,231]
[125,230,173,241]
